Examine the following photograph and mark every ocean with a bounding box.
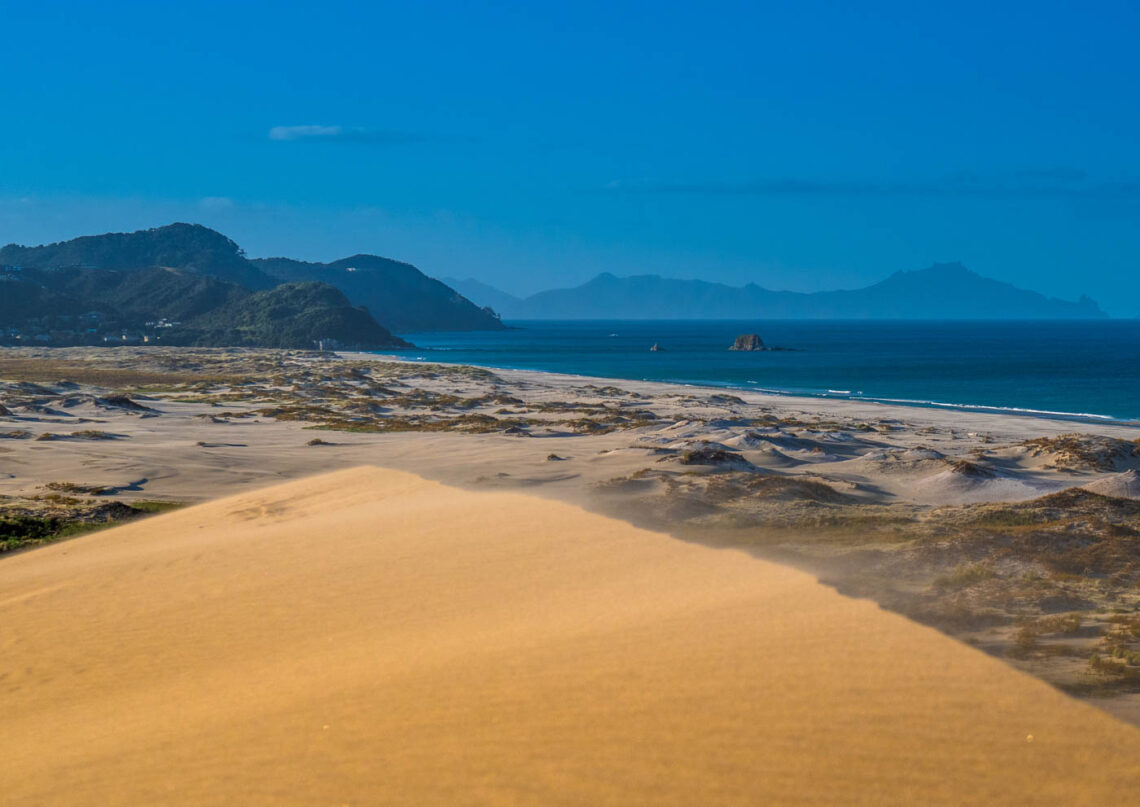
[382,320,1140,424]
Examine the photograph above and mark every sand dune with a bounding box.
[3,467,1139,805]
[1083,469,1140,500]
[907,465,1057,505]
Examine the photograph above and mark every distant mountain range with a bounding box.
[447,264,1106,320]
[0,224,1109,352]
[0,223,503,348]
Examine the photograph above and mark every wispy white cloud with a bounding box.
[268,124,346,142]
[267,124,472,145]
[199,196,235,209]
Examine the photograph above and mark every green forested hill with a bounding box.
[2,223,502,333]
[178,281,410,348]
[0,267,409,349]
[252,254,504,332]
[0,223,275,290]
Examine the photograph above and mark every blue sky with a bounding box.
[2,0,1138,313]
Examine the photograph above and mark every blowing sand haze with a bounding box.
[3,467,1139,804]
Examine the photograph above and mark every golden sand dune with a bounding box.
[2,468,1138,805]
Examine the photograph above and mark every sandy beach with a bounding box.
[2,347,1137,508]
[4,465,1140,804]
[3,345,1140,802]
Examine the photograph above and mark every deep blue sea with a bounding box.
[382,320,1140,424]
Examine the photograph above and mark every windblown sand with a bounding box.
[3,467,1139,805]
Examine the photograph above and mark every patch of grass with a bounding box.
[44,481,112,495]
[0,499,185,554]
[0,514,66,552]
[530,400,611,414]
[679,447,750,467]
[129,500,186,514]
[0,358,241,388]
[69,429,120,440]
[0,512,118,553]
[1023,434,1140,471]
[1105,614,1140,637]
[705,393,746,406]
[949,459,996,478]
[256,405,342,421]
[34,430,121,442]
[309,413,529,434]
[37,492,83,506]
[565,418,616,435]
[750,414,873,432]
[1015,613,1084,650]
[969,509,1051,528]
[934,562,999,590]
[379,391,462,409]
[1089,653,1140,679]
[1035,612,1084,635]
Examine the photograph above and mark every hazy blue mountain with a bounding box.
[439,277,524,318]
[512,263,1106,320]
[253,256,505,333]
[0,223,276,290]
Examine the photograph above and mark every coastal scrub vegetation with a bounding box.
[0,498,185,553]
[3,345,1140,713]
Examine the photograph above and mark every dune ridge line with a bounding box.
[2,465,1139,805]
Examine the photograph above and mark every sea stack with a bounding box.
[729,334,766,351]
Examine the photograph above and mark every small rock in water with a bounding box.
[729,334,766,351]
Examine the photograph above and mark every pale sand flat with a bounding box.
[2,467,1138,805]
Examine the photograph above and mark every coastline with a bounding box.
[355,350,1140,437]
[379,317,1140,425]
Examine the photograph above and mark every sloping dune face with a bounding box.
[2,468,1139,805]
